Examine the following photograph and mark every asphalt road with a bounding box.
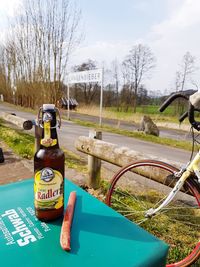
[62,109,192,141]
[0,102,192,168]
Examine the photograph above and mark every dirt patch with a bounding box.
[0,141,33,184]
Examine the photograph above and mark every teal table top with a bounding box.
[0,179,169,267]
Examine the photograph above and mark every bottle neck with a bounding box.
[40,110,59,149]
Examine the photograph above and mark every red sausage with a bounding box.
[60,191,76,251]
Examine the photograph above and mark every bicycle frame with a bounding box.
[145,150,200,217]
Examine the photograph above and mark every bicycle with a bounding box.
[106,92,200,267]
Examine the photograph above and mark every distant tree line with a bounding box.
[68,49,198,113]
[0,0,81,108]
[69,44,156,112]
[0,1,198,113]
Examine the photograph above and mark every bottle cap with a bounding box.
[43,104,55,111]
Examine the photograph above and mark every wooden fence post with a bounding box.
[88,130,102,189]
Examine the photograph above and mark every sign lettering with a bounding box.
[67,69,102,84]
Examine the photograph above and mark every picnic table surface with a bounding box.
[0,178,169,267]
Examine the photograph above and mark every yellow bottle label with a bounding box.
[40,120,57,147]
[34,168,64,210]
[44,121,51,139]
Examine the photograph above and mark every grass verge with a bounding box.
[63,149,87,173]
[72,119,193,151]
[1,102,191,150]
[0,120,87,173]
[104,172,199,265]
[77,105,189,124]
[0,120,35,159]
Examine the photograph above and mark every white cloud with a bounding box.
[71,41,135,68]
[0,0,22,17]
[0,1,24,44]
[146,0,200,91]
[72,0,200,92]
[152,0,200,34]
[1,0,200,92]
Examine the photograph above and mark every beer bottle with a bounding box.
[34,104,65,221]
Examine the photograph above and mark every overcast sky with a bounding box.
[1,0,200,93]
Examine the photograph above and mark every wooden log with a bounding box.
[76,136,150,167]
[0,112,41,152]
[75,136,182,187]
[0,112,27,129]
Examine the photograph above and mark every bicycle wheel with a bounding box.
[106,160,200,267]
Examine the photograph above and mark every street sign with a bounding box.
[67,68,104,126]
[67,69,102,84]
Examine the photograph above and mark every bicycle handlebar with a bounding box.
[188,103,200,130]
[159,92,188,112]
[159,91,200,131]
[179,111,188,123]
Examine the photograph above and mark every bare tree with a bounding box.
[191,80,199,91]
[175,71,181,92]
[72,60,100,105]
[173,52,197,115]
[179,51,196,91]
[0,46,12,102]
[2,0,81,107]
[122,44,156,112]
[111,59,120,110]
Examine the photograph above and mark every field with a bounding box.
[76,104,189,125]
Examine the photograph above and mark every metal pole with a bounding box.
[67,83,70,120]
[99,68,104,126]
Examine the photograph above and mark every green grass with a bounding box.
[0,119,87,171]
[1,101,191,154]
[72,119,193,151]
[105,183,199,264]
[107,105,177,116]
[63,149,87,173]
[77,104,184,124]
[0,120,35,159]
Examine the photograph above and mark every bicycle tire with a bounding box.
[106,160,200,267]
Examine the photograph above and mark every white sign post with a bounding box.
[67,69,103,125]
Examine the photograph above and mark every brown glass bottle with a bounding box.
[34,104,65,221]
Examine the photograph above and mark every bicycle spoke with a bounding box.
[161,206,199,210]
[107,160,200,265]
[112,196,135,210]
[117,210,144,214]
[167,213,199,218]
[168,218,200,227]
[115,188,148,209]
[136,218,149,225]
[123,212,144,218]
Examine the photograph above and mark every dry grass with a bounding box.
[77,105,190,130]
